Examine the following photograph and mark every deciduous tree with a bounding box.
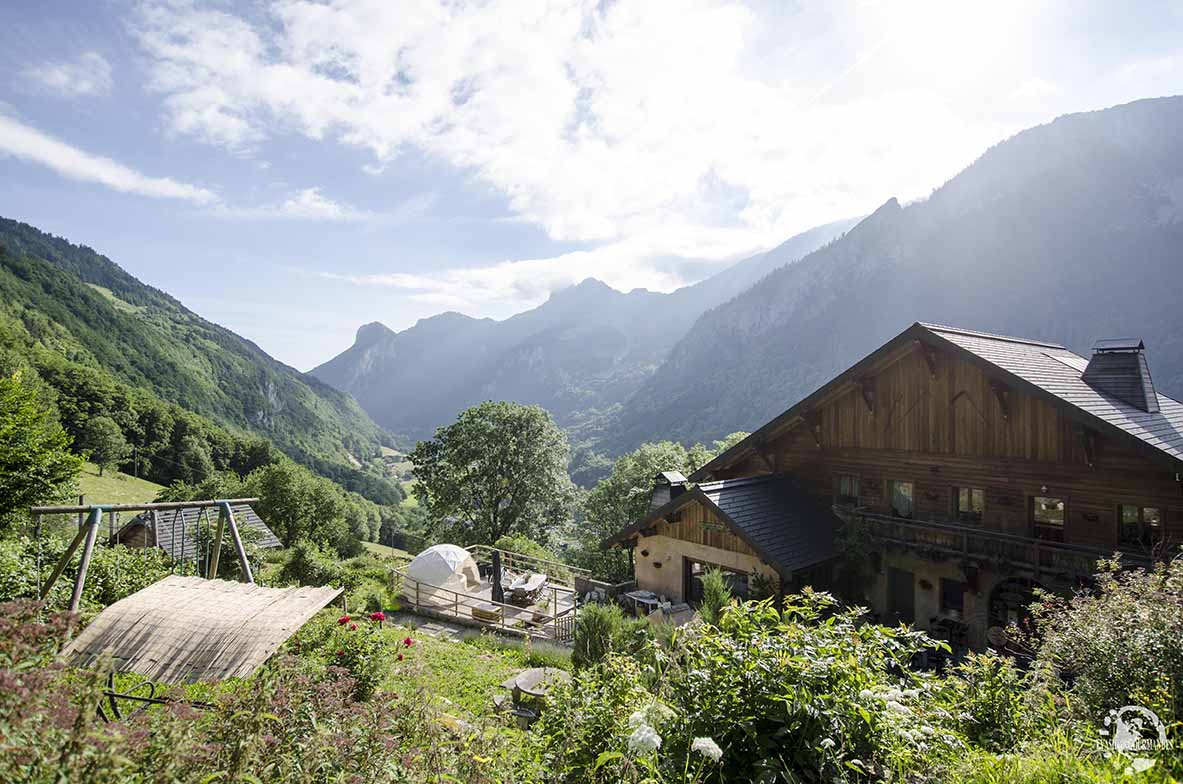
[410,401,576,545]
[0,371,82,524]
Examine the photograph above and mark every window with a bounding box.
[940,578,967,615]
[835,474,860,506]
[955,487,985,524]
[1031,496,1065,542]
[1119,504,1162,547]
[683,558,749,603]
[888,480,914,519]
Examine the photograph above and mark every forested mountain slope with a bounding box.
[0,219,399,501]
[312,217,858,441]
[601,96,1183,450]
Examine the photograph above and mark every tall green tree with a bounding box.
[410,401,576,545]
[80,415,129,475]
[0,371,82,524]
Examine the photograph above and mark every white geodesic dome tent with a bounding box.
[403,544,481,606]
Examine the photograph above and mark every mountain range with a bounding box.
[316,95,1183,465]
[310,218,859,445]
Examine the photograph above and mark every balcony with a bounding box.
[838,508,1159,578]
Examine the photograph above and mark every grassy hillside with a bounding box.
[0,218,400,504]
[77,462,164,506]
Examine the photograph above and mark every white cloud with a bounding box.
[21,52,114,98]
[0,113,218,203]
[128,0,1183,315]
[215,186,373,221]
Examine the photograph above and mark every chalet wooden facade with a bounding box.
[607,323,1183,650]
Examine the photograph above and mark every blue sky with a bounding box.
[2,0,1181,370]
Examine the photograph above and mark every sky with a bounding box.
[1,1,1181,371]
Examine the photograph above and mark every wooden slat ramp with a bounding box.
[60,576,343,684]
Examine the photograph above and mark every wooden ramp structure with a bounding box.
[60,576,342,684]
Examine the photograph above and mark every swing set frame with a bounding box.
[30,498,261,612]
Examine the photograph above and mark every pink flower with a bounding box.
[337,615,350,626]
[403,637,414,648]
[336,650,344,657]
[349,623,357,631]
[369,612,386,622]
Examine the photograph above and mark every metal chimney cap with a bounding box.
[1092,338,1145,353]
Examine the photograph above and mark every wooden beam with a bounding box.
[30,498,260,515]
[989,380,1010,420]
[805,414,823,448]
[69,508,102,612]
[219,501,255,584]
[857,378,876,415]
[757,446,777,472]
[1077,426,1098,470]
[207,505,227,579]
[916,340,939,378]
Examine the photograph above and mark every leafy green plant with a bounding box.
[1030,558,1183,725]
[697,567,731,626]
[573,602,626,669]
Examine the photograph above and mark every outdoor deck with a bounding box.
[394,545,591,642]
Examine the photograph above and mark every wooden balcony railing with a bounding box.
[842,509,1160,577]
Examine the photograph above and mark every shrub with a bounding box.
[1030,558,1183,725]
[573,602,626,669]
[0,535,169,610]
[941,650,1030,750]
[697,567,731,626]
[535,655,655,781]
[278,538,343,587]
[542,593,963,782]
[327,612,402,699]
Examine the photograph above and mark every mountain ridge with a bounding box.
[311,216,860,443]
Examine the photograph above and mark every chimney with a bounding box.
[1081,339,1159,413]
[650,471,688,509]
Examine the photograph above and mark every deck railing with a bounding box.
[844,509,1160,576]
[393,566,579,642]
[465,544,590,589]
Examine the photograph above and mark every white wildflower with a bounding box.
[886,700,911,715]
[691,736,723,761]
[627,710,646,729]
[820,738,836,750]
[858,689,874,700]
[649,702,676,726]
[627,723,662,756]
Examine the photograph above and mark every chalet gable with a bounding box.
[692,323,1183,481]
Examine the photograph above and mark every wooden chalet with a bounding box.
[606,323,1183,649]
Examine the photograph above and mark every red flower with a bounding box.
[369,612,386,622]
[337,615,350,626]
[397,653,404,661]
[349,623,357,631]
[403,636,414,648]
[336,649,344,657]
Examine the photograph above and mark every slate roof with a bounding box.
[114,504,281,562]
[692,322,1183,481]
[923,324,1183,465]
[604,475,838,578]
